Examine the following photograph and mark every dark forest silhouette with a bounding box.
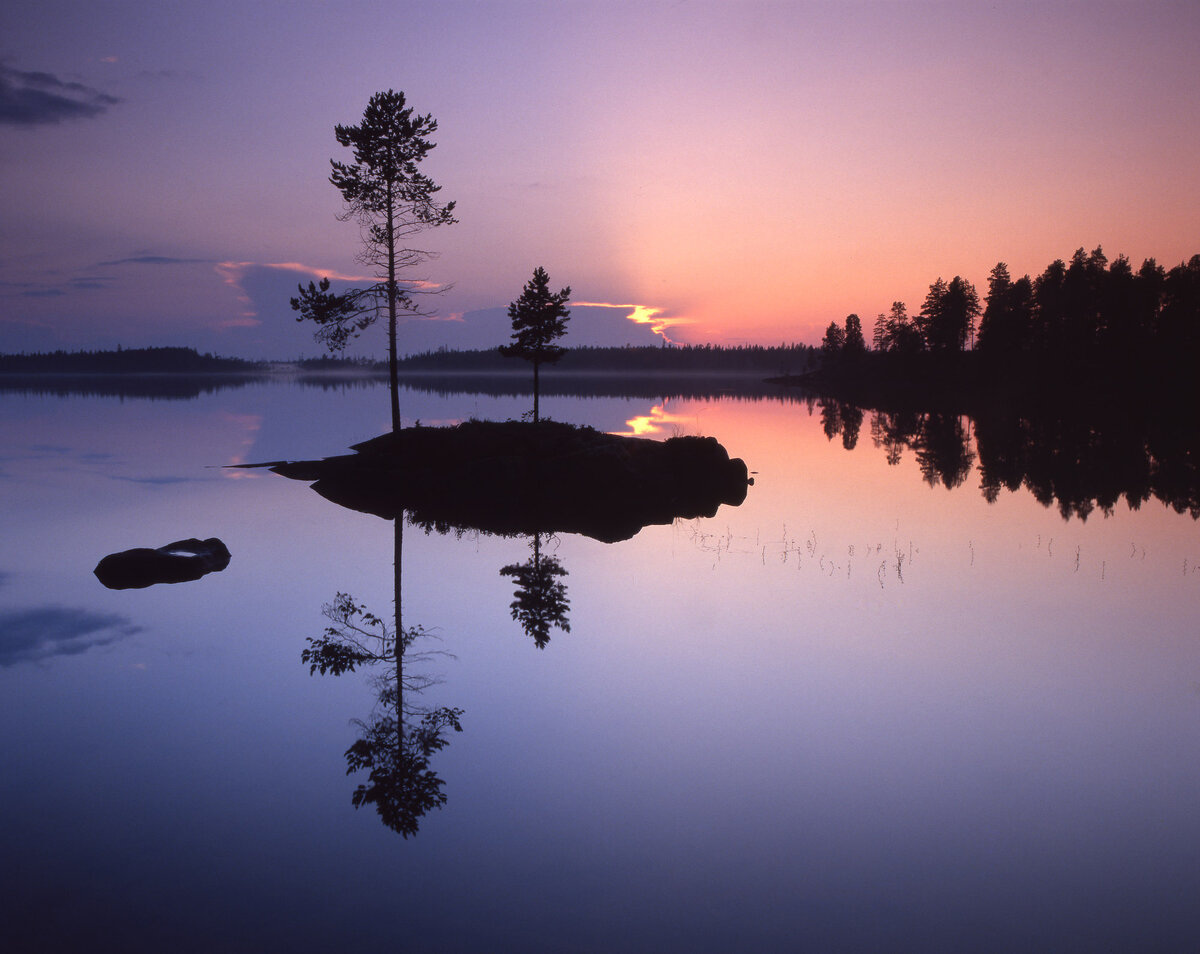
[810,247,1200,407]
[0,346,264,374]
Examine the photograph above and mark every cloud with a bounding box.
[0,63,121,127]
[0,606,141,667]
[214,261,379,320]
[98,255,214,267]
[113,474,207,485]
[573,302,693,345]
[2,275,112,300]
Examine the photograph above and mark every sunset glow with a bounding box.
[611,402,694,438]
[1,2,1197,357]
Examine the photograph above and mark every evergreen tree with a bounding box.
[500,266,571,423]
[821,321,846,360]
[291,90,457,431]
[843,313,866,357]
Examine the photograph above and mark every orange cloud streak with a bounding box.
[574,301,693,345]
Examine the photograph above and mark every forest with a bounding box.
[0,346,264,374]
[812,247,1200,407]
[394,343,816,376]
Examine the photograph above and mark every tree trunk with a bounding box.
[533,358,540,424]
[385,189,401,432]
[394,514,403,724]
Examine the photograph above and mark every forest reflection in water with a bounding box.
[815,395,1200,521]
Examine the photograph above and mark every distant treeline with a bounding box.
[808,248,1200,407]
[0,346,266,374]
[398,373,809,402]
[397,343,817,375]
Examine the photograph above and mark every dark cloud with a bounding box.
[98,255,212,267]
[0,63,121,127]
[21,288,66,297]
[0,606,141,667]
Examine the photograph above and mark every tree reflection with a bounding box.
[820,395,1200,521]
[303,518,462,837]
[499,532,570,649]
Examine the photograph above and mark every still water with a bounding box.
[1,379,1198,952]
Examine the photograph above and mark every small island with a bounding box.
[254,419,750,543]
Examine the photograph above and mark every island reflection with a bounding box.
[288,417,752,835]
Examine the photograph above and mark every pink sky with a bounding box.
[2,0,1198,357]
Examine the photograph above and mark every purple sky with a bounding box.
[2,0,1198,359]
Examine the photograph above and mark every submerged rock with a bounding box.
[94,537,231,589]
[266,420,750,543]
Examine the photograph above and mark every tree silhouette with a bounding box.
[291,90,457,432]
[820,321,845,360]
[843,313,866,358]
[302,518,462,837]
[977,262,1034,358]
[872,301,922,354]
[500,267,571,423]
[917,276,980,352]
[499,533,570,649]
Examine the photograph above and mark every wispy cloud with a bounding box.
[2,273,113,300]
[574,301,692,344]
[98,255,213,267]
[216,260,374,288]
[112,475,206,485]
[0,63,120,127]
[214,260,448,321]
[0,606,141,667]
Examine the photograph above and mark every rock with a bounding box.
[94,538,231,590]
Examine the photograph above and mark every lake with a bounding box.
[2,377,1198,952]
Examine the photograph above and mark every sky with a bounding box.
[2,0,1198,359]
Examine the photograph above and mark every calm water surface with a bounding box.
[2,380,1198,952]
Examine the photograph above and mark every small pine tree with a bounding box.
[500,267,571,423]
